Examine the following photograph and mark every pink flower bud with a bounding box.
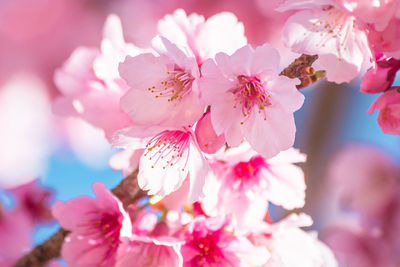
[195,111,226,154]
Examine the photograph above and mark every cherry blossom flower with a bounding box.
[361,54,400,94]
[328,144,399,219]
[200,44,304,158]
[113,125,209,202]
[116,236,183,267]
[202,143,306,231]
[368,87,400,134]
[181,216,269,266]
[278,0,372,83]
[339,0,400,31]
[53,14,138,139]
[322,224,395,267]
[251,214,338,267]
[52,183,132,266]
[157,9,247,65]
[9,179,53,224]
[119,36,204,129]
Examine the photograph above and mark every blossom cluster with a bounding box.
[13,0,398,265]
[277,0,400,134]
[48,8,339,267]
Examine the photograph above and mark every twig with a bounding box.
[280,54,326,89]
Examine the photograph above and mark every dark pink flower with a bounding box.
[52,183,132,266]
[368,87,400,134]
[10,179,53,224]
[116,236,183,267]
[181,216,269,266]
[361,55,400,94]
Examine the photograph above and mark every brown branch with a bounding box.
[14,170,144,267]
[280,54,326,89]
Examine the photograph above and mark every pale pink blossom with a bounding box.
[52,183,132,266]
[328,144,399,219]
[158,9,247,64]
[116,236,183,267]
[368,87,400,134]
[194,111,226,154]
[0,74,52,188]
[119,36,204,129]
[339,0,400,31]
[202,143,306,231]
[251,214,338,267]
[322,224,396,267]
[200,44,304,158]
[181,216,269,267]
[53,14,138,139]
[0,209,32,266]
[361,54,400,94]
[113,125,209,202]
[278,0,372,83]
[61,118,114,168]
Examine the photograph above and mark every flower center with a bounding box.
[232,156,266,182]
[148,68,194,102]
[144,130,191,171]
[81,210,122,263]
[233,75,271,122]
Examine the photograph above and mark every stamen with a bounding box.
[232,75,271,123]
[144,130,191,171]
[148,67,194,102]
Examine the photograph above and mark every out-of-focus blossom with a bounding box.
[53,14,137,139]
[119,36,204,129]
[127,205,158,236]
[9,180,53,224]
[251,214,338,267]
[194,111,226,154]
[116,236,183,267]
[181,216,269,266]
[52,183,132,266]
[361,54,400,94]
[202,143,306,231]
[113,126,209,202]
[328,144,399,219]
[278,0,372,83]
[158,9,247,64]
[62,118,113,168]
[322,224,396,267]
[0,208,32,266]
[0,74,52,188]
[200,44,304,158]
[368,87,400,134]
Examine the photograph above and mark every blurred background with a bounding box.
[0,0,399,265]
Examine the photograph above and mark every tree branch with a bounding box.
[280,54,326,89]
[14,170,144,267]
